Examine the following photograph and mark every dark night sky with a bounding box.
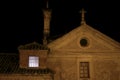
[0,0,120,53]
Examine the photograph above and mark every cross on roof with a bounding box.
[80,8,86,25]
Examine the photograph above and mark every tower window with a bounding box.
[29,56,39,67]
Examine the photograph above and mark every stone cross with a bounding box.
[80,8,86,25]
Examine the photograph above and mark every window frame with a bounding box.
[28,56,39,68]
[79,62,90,78]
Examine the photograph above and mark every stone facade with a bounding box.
[0,74,52,80]
[0,7,120,80]
[19,49,48,69]
[47,23,120,80]
[46,52,120,80]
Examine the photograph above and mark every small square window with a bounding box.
[29,56,39,67]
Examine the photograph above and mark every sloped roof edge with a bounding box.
[48,24,120,49]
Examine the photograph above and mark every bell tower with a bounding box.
[43,0,52,45]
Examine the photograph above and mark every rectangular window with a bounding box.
[80,62,89,78]
[29,56,39,67]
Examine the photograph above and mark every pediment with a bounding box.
[48,24,120,52]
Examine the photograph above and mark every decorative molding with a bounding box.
[18,42,49,50]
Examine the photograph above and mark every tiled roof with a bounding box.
[0,53,53,74]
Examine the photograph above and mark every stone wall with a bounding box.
[93,56,120,80]
[47,57,77,80]
[19,50,48,69]
[0,74,52,80]
[47,52,120,80]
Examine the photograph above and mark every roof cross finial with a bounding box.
[80,8,86,25]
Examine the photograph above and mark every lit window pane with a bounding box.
[29,56,39,67]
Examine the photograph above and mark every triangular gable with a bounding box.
[48,24,120,52]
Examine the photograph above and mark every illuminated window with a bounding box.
[80,62,89,78]
[29,56,39,67]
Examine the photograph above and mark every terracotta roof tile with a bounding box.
[0,54,53,74]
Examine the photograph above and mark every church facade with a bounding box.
[0,4,120,80]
